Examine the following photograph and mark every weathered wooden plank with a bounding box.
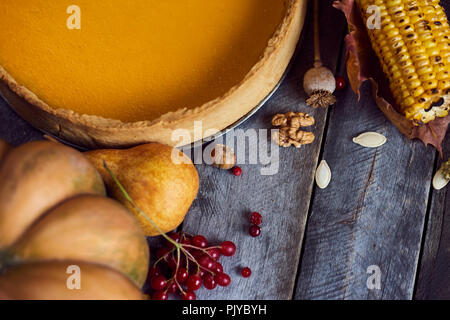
[0,97,42,145]
[178,0,347,300]
[415,130,450,300]
[294,59,437,300]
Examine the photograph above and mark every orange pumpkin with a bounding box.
[0,141,149,300]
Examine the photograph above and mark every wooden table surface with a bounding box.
[1,0,449,300]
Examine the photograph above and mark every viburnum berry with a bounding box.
[149,266,161,278]
[212,262,223,274]
[198,255,215,270]
[150,275,167,291]
[241,267,252,278]
[206,248,221,261]
[167,281,178,294]
[167,232,181,248]
[181,290,197,300]
[250,211,262,225]
[152,290,168,300]
[185,274,202,291]
[249,225,261,237]
[180,235,192,246]
[166,254,180,270]
[220,241,236,257]
[176,268,189,283]
[335,76,346,90]
[156,247,170,259]
[190,249,203,260]
[192,235,208,248]
[231,166,242,176]
[203,274,217,290]
[215,273,231,287]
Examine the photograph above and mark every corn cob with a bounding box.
[357,0,450,124]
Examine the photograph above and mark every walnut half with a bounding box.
[271,112,315,148]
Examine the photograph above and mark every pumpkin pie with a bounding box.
[0,0,307,148]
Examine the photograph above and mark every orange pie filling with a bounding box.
[0,0,288,123]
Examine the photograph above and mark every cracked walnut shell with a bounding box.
[271,112,315,148]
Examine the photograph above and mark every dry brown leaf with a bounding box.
[333,0,450,155]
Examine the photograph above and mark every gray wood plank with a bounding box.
[0,97,42,145]
[178,0,347,300]
[294,66,437,299]
[415,131,450,300]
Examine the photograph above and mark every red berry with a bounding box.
[156,247,170,259]
[250,212,262,225]
[186,274,202,291]
[212,262,223,274]
[176,268,189,283]
[232,166,242,176]
[190,249,203,260]
[152,290,168,300]
[220,241,236,257]
[149,266,161,278]
[181,235,192,246]
[203,274,217,290]
[249,225,261,237]
[167,232,181,248]
[206,248,221,261]
[182,290,196,300]
[166,254,180,270]
[241,267,252,278]
[167,281,178,293]
[215,273,231,287]
[335,76,346,90]
[192,235,208,248]
[150,275,167,291]
[198,255,215,270]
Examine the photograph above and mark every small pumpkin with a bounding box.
[0,141,149,300]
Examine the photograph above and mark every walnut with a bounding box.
[210,144,236,170]
[271,112,315,148]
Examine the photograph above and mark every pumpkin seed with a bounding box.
[353,132,387,148]
[432,167,450,190]
[315,160,331,189]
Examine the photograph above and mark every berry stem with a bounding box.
[104,161,181,250]
[153,248,175,268]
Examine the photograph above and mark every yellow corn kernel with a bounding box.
[407,78,422,89]
[423,79,438,90]
[420,72,435,82]
[438,79,450,90]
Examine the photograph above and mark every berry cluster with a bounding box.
[149,232,236,300]
[249,211,262,237]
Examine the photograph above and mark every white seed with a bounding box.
[315,160,331,189]
[353,132,387,148]
[432,167,450,190]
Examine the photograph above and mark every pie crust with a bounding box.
[0,0,307,149]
